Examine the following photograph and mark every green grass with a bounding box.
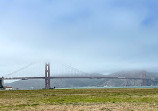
[0,88,158,110]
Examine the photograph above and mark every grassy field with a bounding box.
[0,88,158,111]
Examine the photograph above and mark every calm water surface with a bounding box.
[56,86,158,89]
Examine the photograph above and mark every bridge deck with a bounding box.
[2,76,152,80]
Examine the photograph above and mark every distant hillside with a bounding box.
[5,70,158,89]
[104,70,158,87]
[5,78,104,89]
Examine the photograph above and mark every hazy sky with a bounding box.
[0,0,158,75]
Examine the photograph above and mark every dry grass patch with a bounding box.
[0,88,158,110]
[10,103,158,111]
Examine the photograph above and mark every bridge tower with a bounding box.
[45,63,50,89]
[141,71,146,86]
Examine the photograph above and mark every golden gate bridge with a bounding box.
[0,62,157,89]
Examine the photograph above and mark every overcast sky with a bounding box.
[0,0,158,76]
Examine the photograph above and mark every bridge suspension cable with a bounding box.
[62,64,90,76]
[4,62,36,77]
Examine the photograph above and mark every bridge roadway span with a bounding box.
[3,76,152,80]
